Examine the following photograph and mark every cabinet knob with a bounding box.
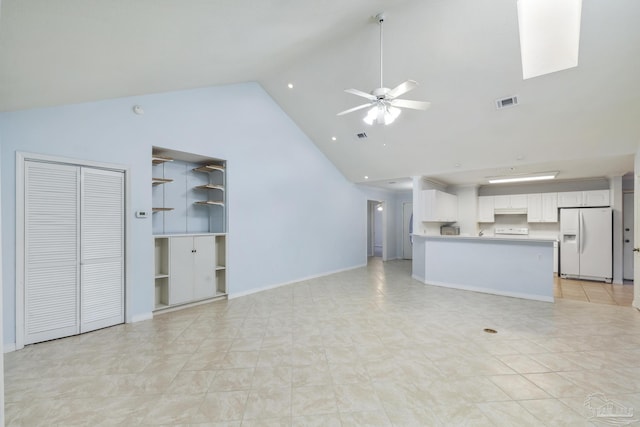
[625,239,630,243]
[634,248,640,252]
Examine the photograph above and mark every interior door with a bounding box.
[80,168,125,333]
[24,161,80,344]
[623,192,634,280]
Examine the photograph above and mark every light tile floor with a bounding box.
[555,276,635,306]
[5,259,640,426]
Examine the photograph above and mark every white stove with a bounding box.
[494,227,529,236]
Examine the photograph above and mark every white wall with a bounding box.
[0,82,369,347]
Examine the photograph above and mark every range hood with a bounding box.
[494,208,528,215]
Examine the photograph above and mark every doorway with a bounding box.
[402,202,413,259]
[624,192,634,281]
[367,200,386,259]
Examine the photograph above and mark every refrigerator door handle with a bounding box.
[578,210,583,254]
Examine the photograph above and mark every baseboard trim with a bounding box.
[229,263,367,299]
[130,312,153,323]
[422,279,554,303]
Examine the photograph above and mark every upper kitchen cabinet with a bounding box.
[557,190,609,208]
[423,189,458,222]
[527,193,558,223]
[494,194,527,212]
[478,196,495,223]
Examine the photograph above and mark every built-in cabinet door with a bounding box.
[584,190,609,207]
[510,194,528,209]
[193,236,216,300]
[169,237,196,305]
[24,161,80,345]
[478,196,495,222]
[557,191,583,207]
[493,195,510,210]
[527,194,543,222]
[541,193,558,222]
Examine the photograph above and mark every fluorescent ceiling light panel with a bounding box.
[488,172,558,184]
[517,0,582,79]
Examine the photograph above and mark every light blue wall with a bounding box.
[0,82,369,346]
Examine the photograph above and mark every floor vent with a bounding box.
[495,96,518,109]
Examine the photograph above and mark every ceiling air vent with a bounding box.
[356,132,368,139]
[495,96,519,109]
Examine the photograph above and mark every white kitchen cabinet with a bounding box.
[557,191,583,207]
[557,190,609,207]
[478,196,495,222]
[528,193,558,222]
[584,190,610,207]
[494,194,527,210]
[154,234,226,310]
[423,189,458,222]
[542,193,558,222]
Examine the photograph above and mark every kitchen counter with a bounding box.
[412,234,554,302]
[421,234,557,243]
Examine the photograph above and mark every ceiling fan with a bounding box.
[337,13,431,125]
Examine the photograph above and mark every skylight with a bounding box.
[517,0,582,79]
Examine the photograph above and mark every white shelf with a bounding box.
[152,155,173,165]
[195,184,225,191]
[193,164,225,173]
[152,177,174,185]
[194,201,224,207]
[153,207,174,212]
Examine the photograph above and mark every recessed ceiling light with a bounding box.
[364,176,369,180]
[287,83,294,89]
[331,136,337,141]
[454,163,461,168]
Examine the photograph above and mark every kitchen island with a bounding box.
[412,235,555,302]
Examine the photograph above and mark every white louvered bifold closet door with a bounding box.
[24,161,80,344]
[80,168,124,333]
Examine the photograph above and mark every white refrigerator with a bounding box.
[560,207,612,282]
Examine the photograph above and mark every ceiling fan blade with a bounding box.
[387,80,418,99]
[337,103,374,116]
[344,88,377,101]
[391,99,431,110]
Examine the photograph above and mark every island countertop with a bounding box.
[412,234,554,302]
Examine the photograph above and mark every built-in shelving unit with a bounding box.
[152,147,228,312]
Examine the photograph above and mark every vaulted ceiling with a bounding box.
[1,0,639,188]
